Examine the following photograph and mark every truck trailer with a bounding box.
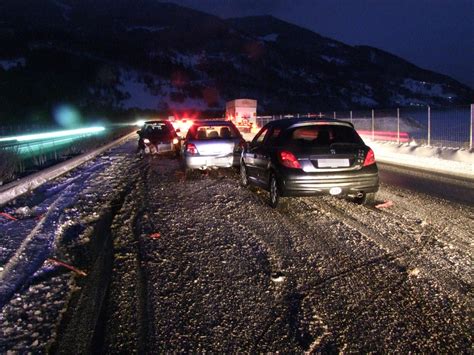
[225,99,257,133]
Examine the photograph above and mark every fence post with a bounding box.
[371,109,375,140]
[350,110,352,124]
[397,107,400,144]
[427,105,431,146]
[470,104,473,150]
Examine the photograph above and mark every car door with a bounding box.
[254,126,281,186]
[244,127,269,182]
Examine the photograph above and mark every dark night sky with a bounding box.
[169,0,474,88]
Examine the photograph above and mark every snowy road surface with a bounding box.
[0,139,472,352]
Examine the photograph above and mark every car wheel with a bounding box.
[240,162,249,187]
[269,174,280,208]
[355,192,376,205]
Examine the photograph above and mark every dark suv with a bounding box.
[240,119,379,207]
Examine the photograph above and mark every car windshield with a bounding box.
[188,124,240,140]
[282,124,363,147]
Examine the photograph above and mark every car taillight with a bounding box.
[173,138,179,145]
[279,151,301,169]
[143,138,150,144]
[363,148,375,166]
[186,143,198,155]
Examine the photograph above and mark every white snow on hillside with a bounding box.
[118,70,158,109]
[127,26,168,32]
[402,79,456,99]
[117,69,213,110]
[352,96,378,106]
[52,0,72,21]
[321,55,347,65]
[173,52,202,67]
[259,33,279,42]
[0,58,26,70]
[391,94,429,107]
[164,95,209,111]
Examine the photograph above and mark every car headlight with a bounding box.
[143,138,150,144]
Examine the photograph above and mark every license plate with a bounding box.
[318,159,350,168]
[208,157,230,164]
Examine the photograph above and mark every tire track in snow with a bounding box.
[303,197,470,296]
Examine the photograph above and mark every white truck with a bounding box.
[225,99,257,133]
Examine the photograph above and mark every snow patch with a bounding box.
[118,70,159,109]
[165,95,209,111]
[0,58,26,70]
[52,0,72,21]
[352,96,378,106]
[127,26,168,32]
[402,79,456,99]
[0,133,134,206]
[321,55,347,65]
[259,33,279,42]
[369,140,474,180]
[173,52,202,67]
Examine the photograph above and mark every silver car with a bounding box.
[182,120,245,171]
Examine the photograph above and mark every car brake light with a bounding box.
[363,148,376,166]
[279,151,301,169]
[186,143,198,155]
[173,138,179,145]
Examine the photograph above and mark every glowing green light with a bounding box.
[0,126,105,143]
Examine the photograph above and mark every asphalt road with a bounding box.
[1,143,472,353]
[378,162,474,206]
[103,153,472,352]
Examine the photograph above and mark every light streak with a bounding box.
[0,126,105,143]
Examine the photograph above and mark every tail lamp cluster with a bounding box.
[279,148,376,169]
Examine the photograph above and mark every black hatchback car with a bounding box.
[137,120,181,156]
[240,119,379,207]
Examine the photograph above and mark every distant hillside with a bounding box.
[0,0,472,124]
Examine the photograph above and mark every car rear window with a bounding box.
[283,124,363,147]
[143,123,173,137]
[189,124,240,140]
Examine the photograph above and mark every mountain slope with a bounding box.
[0,1,472,123]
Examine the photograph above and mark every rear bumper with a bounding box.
[279,165,379,197]
[142,142,175,154]
[185,154,240,169]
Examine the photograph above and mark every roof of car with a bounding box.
[265,118,354,129]
[192,120,233,126]
[144,120,169,124]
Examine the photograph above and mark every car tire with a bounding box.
[355,192,376,205]
[240,162,249,187]
[269,173,280,208]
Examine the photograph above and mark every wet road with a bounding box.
[378,162,474,206]
[103,154,472,352]
[1,142,472,353]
